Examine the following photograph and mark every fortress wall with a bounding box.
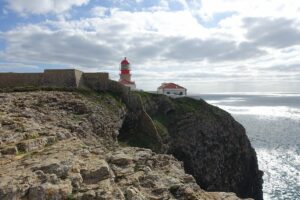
[0,73,43,88]
[0,69,114,92]
[42,69,77,88]
[83,73,109,91]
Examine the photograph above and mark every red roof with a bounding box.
[119,79,135,85]
[121,57,129,65]
[158,83,186,90]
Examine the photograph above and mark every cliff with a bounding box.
[0,90,247,200]
[119,92,263,200]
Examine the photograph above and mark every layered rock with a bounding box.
[119,93,263,200]
[0,91,248,200]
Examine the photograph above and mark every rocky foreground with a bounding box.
[0,91,248,200]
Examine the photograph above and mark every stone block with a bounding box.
[80,160,110,184]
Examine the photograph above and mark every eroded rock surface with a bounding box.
[0,91,249,200]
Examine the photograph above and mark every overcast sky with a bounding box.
[0,0,300,93]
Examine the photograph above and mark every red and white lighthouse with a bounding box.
[119,57,136,90]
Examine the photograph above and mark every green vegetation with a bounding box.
[153,114,169,127]
[16,149,27,156]
[67,194,75,200]
[173,97,204,113]
[120,130,159,151]
[133,91,150,98]
[153,119,169,141]
[24,132,39,140]
[96,93,124,112]
[134,91,161,101]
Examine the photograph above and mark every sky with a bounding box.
[0,0,300,93]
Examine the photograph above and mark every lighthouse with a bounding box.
[119,57,136,90]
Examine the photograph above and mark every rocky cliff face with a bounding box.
[0,91,247,200]
[119,93,263,200]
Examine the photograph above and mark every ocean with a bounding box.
[191,93,300,200]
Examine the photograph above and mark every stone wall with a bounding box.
[0,69,109,91]
[0,73,42,88]
[43,69,78,88]
[83,73,109,91]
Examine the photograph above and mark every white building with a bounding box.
[157,83,187,96]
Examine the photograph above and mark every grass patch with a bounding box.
[153,120,169,140]
[173,97,203,113]
[134,91,162,101]
[24,132,39,140]
[153,114,169,127]
[16,149,27,156]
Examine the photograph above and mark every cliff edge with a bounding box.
[0,90,248,200]
[119,92,263,200]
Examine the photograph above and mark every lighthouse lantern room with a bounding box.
[119,57,136,90]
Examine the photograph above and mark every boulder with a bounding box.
[80,160,110,184]
[109,153,133,166]
[0,146,18,155]
[37,162,70,179]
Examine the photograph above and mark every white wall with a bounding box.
[157,88,186,96]
[124,83,136,90]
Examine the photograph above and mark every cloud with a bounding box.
[199,0,300,20]
[262,63,300,72]
[6,0,89,15]
[163,38,265,62]
[244,17,300,48]
[2,25,118,68]
[0,62,39,72]
[91,6,109,17]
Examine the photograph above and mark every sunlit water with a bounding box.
[191,93,300,200]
